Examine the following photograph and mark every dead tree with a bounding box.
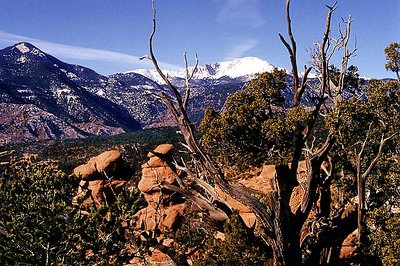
[141,0,363,265]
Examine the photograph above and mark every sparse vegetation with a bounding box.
[195,212,271,266]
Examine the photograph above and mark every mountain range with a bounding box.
[0,42,279,146]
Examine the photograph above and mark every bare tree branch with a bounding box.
[183,52,199,111]
[298,134,335,215]
[337,15,356,98]
[279,0,301,106]
[160,182,229,221]
[362,132,396,179]
[148,0,183,107]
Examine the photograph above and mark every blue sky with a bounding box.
[0,0,398,78]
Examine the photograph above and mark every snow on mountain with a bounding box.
[15,43,31,54]
[0,42,142,145]
[131,57,276,83]
[132,68,167,85]
[0,42,293,145]
[15,42,46,57]
[190,57,275,79]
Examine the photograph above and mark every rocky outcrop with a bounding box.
[74,150,124,180]
[147,143,174,158]
[130,144,188,265]
[135,145,309,229]
[73,150,129,207]
[136,144,186,233]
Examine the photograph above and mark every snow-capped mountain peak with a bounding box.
[15,43,31,54]
[190,57,275,79]
[132,68,167,85]
[14,42,46,57]
[0,42,49,64]
[131,57,276,84]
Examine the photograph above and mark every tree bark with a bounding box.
[356,157,367,247]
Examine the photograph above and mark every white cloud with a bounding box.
[0,31,179,71]
[225,38,259,59]
[217,0,265,28]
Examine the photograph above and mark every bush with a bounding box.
[0,160,141,265]
[195,212,271,265]
[0,161,83,264]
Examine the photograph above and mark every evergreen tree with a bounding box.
[384,42,400,81]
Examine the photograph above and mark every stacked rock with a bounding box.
[136,144,187,232]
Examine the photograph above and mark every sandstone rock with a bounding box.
[74,150,123,180]
[73,150,131,207]
[143,192,163,206]
[125,248,175,265]
[73,164,98,180]
[147,143,174,158]
[133,147,318,264]
[135,203,186,232]
[290,186,304,213]
[216,161,309,227]
[89,150,122,173]
[144,156,167,168]
[340,229,358,259]
[125,250,175,266]
[215,164,277,227]
[86,180,106,205]
[162,203,186,229]
[138,165,177,193]
[149,247,173,263]
[136,145,186,234]
[74,178,127,207]
[215,186,256,227]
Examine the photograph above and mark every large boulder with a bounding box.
[73,150,131,207]
[73,150,124,180]
[135,203,187,232]
[138,158,177,193]
[340,230,358,259]
[147,143,174,158]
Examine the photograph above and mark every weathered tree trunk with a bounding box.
[357,159,367,247]
[355,131,393,247]
[272,166,302,266]
[304,203,358,265]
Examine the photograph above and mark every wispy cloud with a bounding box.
[225,38,259,60]
[217,0,265,28]
[0,31,179,71]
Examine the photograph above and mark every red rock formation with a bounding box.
[73,150,128,207]
[131,144,188,265]
[74,150,124,180]
[135,144,186,233]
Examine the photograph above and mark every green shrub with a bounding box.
[195,211,271,265]
[0,160,141,265]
